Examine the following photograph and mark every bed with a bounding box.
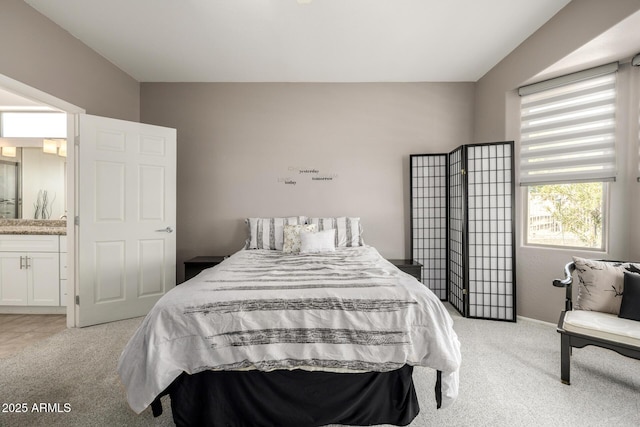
[117,217,461,426]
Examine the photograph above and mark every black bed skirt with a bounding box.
[158,365,420,427]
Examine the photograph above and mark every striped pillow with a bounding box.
[307,217,363,247]
[245,217,306,250]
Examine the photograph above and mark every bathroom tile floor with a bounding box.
[0,314,66,359]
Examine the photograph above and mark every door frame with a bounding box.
[0,73,85,327]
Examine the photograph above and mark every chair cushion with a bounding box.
[619,272,640,321]
[563,310,640,347]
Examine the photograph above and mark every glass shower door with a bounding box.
[0,160,19,218]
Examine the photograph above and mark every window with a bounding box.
[525,182,605,250]
[519,63,617,250]
[0,112,66,138]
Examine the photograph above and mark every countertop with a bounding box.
[0,219,67,235]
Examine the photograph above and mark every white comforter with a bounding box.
[117,246,461,414]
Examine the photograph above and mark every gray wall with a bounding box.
[474,0,640,323]
[140,82,474,282]
[0,0,139,121]
[474,0,640,142]
[8,0,639,323]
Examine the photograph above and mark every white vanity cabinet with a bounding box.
[0,235,60,306]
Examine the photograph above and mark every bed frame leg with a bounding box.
[560,333,571,385]
[435,370,442,408]
[151,397,163,417]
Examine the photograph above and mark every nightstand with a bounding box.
[387,259,422,282]
[183,256,226,282]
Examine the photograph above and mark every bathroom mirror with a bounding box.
[0,147,66,219]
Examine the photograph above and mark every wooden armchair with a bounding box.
[553,260,640,385]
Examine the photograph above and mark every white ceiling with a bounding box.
[5,1,639,112]
[24,0,570,83]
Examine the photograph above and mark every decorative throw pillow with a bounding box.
[245,217,306,250]
[283,224,317,253]
[573,257,640,314]
[300,229,336,254]
[307,217,363,247]
[619,272,640,321]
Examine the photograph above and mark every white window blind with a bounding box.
[519,63,618,185]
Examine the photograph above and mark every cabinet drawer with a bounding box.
[0,235,59,252]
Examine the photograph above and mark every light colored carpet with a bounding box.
[0,304,638,427]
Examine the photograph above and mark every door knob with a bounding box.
[155,226,174,233]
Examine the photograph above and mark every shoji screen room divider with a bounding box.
[410,141,516,321]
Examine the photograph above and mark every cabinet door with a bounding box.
[0,253,28,305]
[27,252,60,306]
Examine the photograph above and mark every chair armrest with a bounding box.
[553,262,575,311]
[553,262,575,287]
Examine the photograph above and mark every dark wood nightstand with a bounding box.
[183,256,227,282]
[387,259,422,282]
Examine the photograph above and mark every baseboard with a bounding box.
[517,315,555,327]
[0,306,66,315]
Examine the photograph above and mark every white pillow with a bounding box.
[283,224,317,253]
[300,229,336,253]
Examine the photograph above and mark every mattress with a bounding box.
[117,245,461,414]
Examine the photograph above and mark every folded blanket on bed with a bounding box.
[117,246,461,414]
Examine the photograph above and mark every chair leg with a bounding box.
[560,333,571,385]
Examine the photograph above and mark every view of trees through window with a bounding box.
[526,182,604,249]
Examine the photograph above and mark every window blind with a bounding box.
[519,63,618,185]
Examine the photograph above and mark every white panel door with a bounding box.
[77,114,176,327]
